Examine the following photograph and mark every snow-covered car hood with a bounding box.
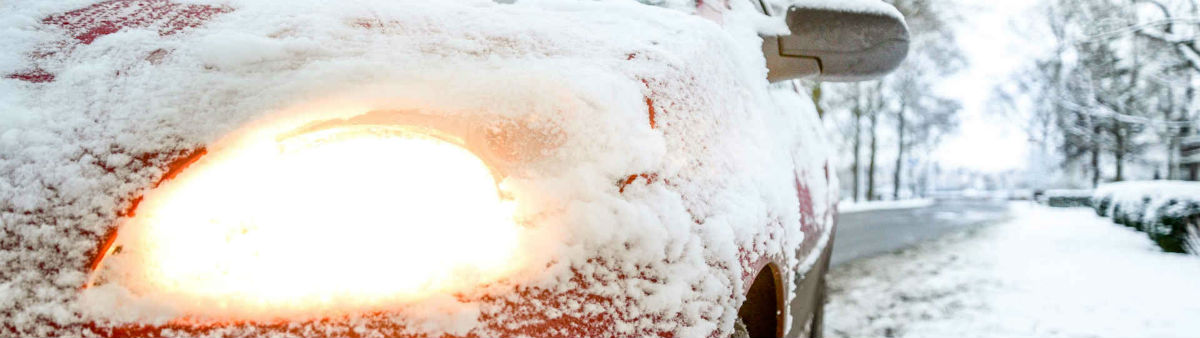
[0,0,833,336]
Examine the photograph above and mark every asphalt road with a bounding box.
[831,199,1013,267]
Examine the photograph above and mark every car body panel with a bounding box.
[0,0,836,336]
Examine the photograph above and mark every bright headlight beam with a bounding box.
[96,125,521,319]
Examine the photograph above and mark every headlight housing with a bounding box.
[87,123,522,320]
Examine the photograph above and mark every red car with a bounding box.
[0,0,906,336]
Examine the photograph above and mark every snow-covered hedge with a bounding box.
[1091,181,1200,254]
[1039,189,1092,207]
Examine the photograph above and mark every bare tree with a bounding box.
[820,0,965,200]
[886,0,964,199]
[1001,0,1200,186]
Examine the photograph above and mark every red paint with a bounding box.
[794,172,823,257]
[87,148,206,284]
[633,77,659,130]
[8,0,231,83]
[618,173,658,193]
[156,148,207,184]
[796,180,815,232]
[43,0,232,44]
[640,79,659,129]
[647,96,658,129]
[6,69,55,83]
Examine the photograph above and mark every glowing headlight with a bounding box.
[92,125,521,319]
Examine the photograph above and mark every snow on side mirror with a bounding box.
[764,0,910,83]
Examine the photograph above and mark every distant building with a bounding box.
[1181,135,1200,181]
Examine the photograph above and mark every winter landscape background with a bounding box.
[818,0,1200,198]
[820,0,1200,336]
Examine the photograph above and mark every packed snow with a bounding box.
[0,0,835,336]
[826,203,1200,338]
[837,198,933,213]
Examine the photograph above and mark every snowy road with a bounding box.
[832,198,1012,266]
[825,203,1200,338]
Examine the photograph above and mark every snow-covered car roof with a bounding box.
[0,0,833,336]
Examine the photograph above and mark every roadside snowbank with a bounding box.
[838,198,933,213]
[827,203,1200,338]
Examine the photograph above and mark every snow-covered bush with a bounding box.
[1040,189,1091,207]
[1092,193,1113,217]
[1092,181,1200,254]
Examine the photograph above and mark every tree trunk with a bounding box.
[893,107,906,200]
[811,83,825,119]
[1092,125,1102,188]
[1114,124,1125,181]
[867,111,878,201]
[1167,84,1178,180]
[1117,27,1135,182]
[1172,73,1195,179]
[851,108,862,202]
[1169,133,1179,180]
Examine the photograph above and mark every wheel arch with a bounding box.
[739,261,785,337]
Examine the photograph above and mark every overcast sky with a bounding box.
[933,0,1049,173]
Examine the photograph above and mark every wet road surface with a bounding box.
[831,199,1012,266]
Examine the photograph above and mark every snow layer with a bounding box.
[827,203,1200,338]
[766,0,903,19]
[0,0,832,336]
[837,198,933,214]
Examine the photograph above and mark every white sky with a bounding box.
[933,0,1048,172]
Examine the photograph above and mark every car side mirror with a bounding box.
[763,1,910,83]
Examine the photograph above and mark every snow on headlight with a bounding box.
[87,124,522,320]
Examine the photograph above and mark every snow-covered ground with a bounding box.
[839,199,935,213]
[826,203,1200,338]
